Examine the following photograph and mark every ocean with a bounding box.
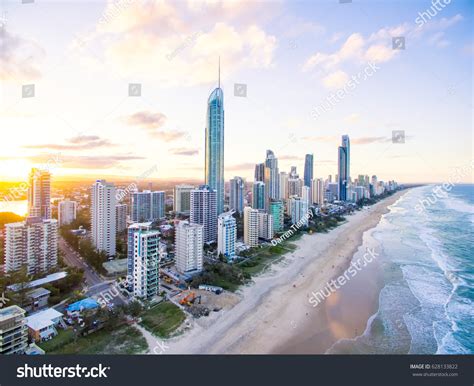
[328,185,474,354]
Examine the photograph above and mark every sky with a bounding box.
[0,0,472,184]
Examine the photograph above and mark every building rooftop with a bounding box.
[26,308,63,331]
[0,305,26,322]
[7,272,67,292]
[27,287,51,299]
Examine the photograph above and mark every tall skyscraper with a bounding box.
[338,135,350,201]
[269,200,284,233]
[217,212,236,260]
[28,168,51,220]
[252,181,266,210]
[91,180,116,256]
[175,220,203,274]
[254,163,265,182]
[115,203,127,233]
[131,191,165,222]
[58,200,76,227]
[279,172,288,200]
[302,186,311,208]
[264,150,280,210]
[205,59,225,215]
[4,217,58,275]
[304,154,314,188]
[243,207,259,248]
[229,176,245,214]
[130,228,160,299]
[174,184,194,215]
[190,185,217,243]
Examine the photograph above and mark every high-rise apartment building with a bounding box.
[289,197,309,226]
[190,185,217,243]
[258,211,274,241]
[217,212,236,260]
[254,163,265,182]
[312,178,325,206]
[264,150,280,210]
[4,217,58,275]
[115,203,127,233]
[338,135,350,201]
[127,222,152,290]
[130,228,160,299]
[174,184,194,215]
[269,200,284,233]
[91,180,116,256]
[58,200,76,227]
[243,207,259,248]
[252,181,266,210]
[205,60,225,215]
[131,191,165,222]
[175,221,203,274]
[229,177,245,214]
[0,305,28,355]
[304,154,314,188]
[279,172,288,200]
[28,169,51,220]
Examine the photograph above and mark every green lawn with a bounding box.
[40,326,147,354]
[238,242,297,276]
[140,302,186,338]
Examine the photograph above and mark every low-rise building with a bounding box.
[25,308,64,343]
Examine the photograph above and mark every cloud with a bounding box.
[226,162,255,171]
[279,154,302,161]
[428,32,449,48]
[322,70,349,89]
[0,28,44,81]
[124,111,167,130]
[169,148,199,156]
[344,113,360,124]
[22,135,115,150]
[81,1,278,87]
[25,154,144,169]
[351,137,387,145]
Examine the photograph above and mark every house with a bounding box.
[25,308,65,342]
[24,288,51,312]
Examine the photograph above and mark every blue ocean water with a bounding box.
[329,185,474,354]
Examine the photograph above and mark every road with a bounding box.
[58,236,128,307]
[58,236,103,286]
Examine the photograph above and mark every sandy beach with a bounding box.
[165,190,407,354]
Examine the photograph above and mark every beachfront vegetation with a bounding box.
[190,261,248,291]
[140,301,186,338]
[40,326,147,354]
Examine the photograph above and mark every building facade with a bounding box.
[131,229,160,299]
[338,135,350,201]
[28,169,51,220]
[91,180,116,256]
[252,181,266,210]
[269,200,284,233]
[190,185,217,243]
[4,217,58,275]
[0,306,28,355]
[115,203,127,233]
[175,221,204,274]
[229,177,245,214]
[217,212,236,260]
[131,191,165,223]
[258,211,274,241]
[58,200,77,227]
[243,207,259,248]
[174,184,194,215]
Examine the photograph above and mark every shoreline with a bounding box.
[165,190,408,354]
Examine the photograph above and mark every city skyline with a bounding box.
[1,0,472,184]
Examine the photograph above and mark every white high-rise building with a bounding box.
[130,229,160,299]
[258,211,274,241]
[91,180,116,256]
[28,168,51,220]
[229,177,245,214]
[4,217,58,275]
[0,305,28,355]
[243,207,259,248]
[289,197,309,226]
[58,200,77,226]
[174,184,194,215]
[131,191,165,222]
[312,178,325,206]
[115,203,127,233]
[279,172,288,200]
[302,186,311,208]
[217,212,236,260]
[190,185,217,243]
[175,221,203,274]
